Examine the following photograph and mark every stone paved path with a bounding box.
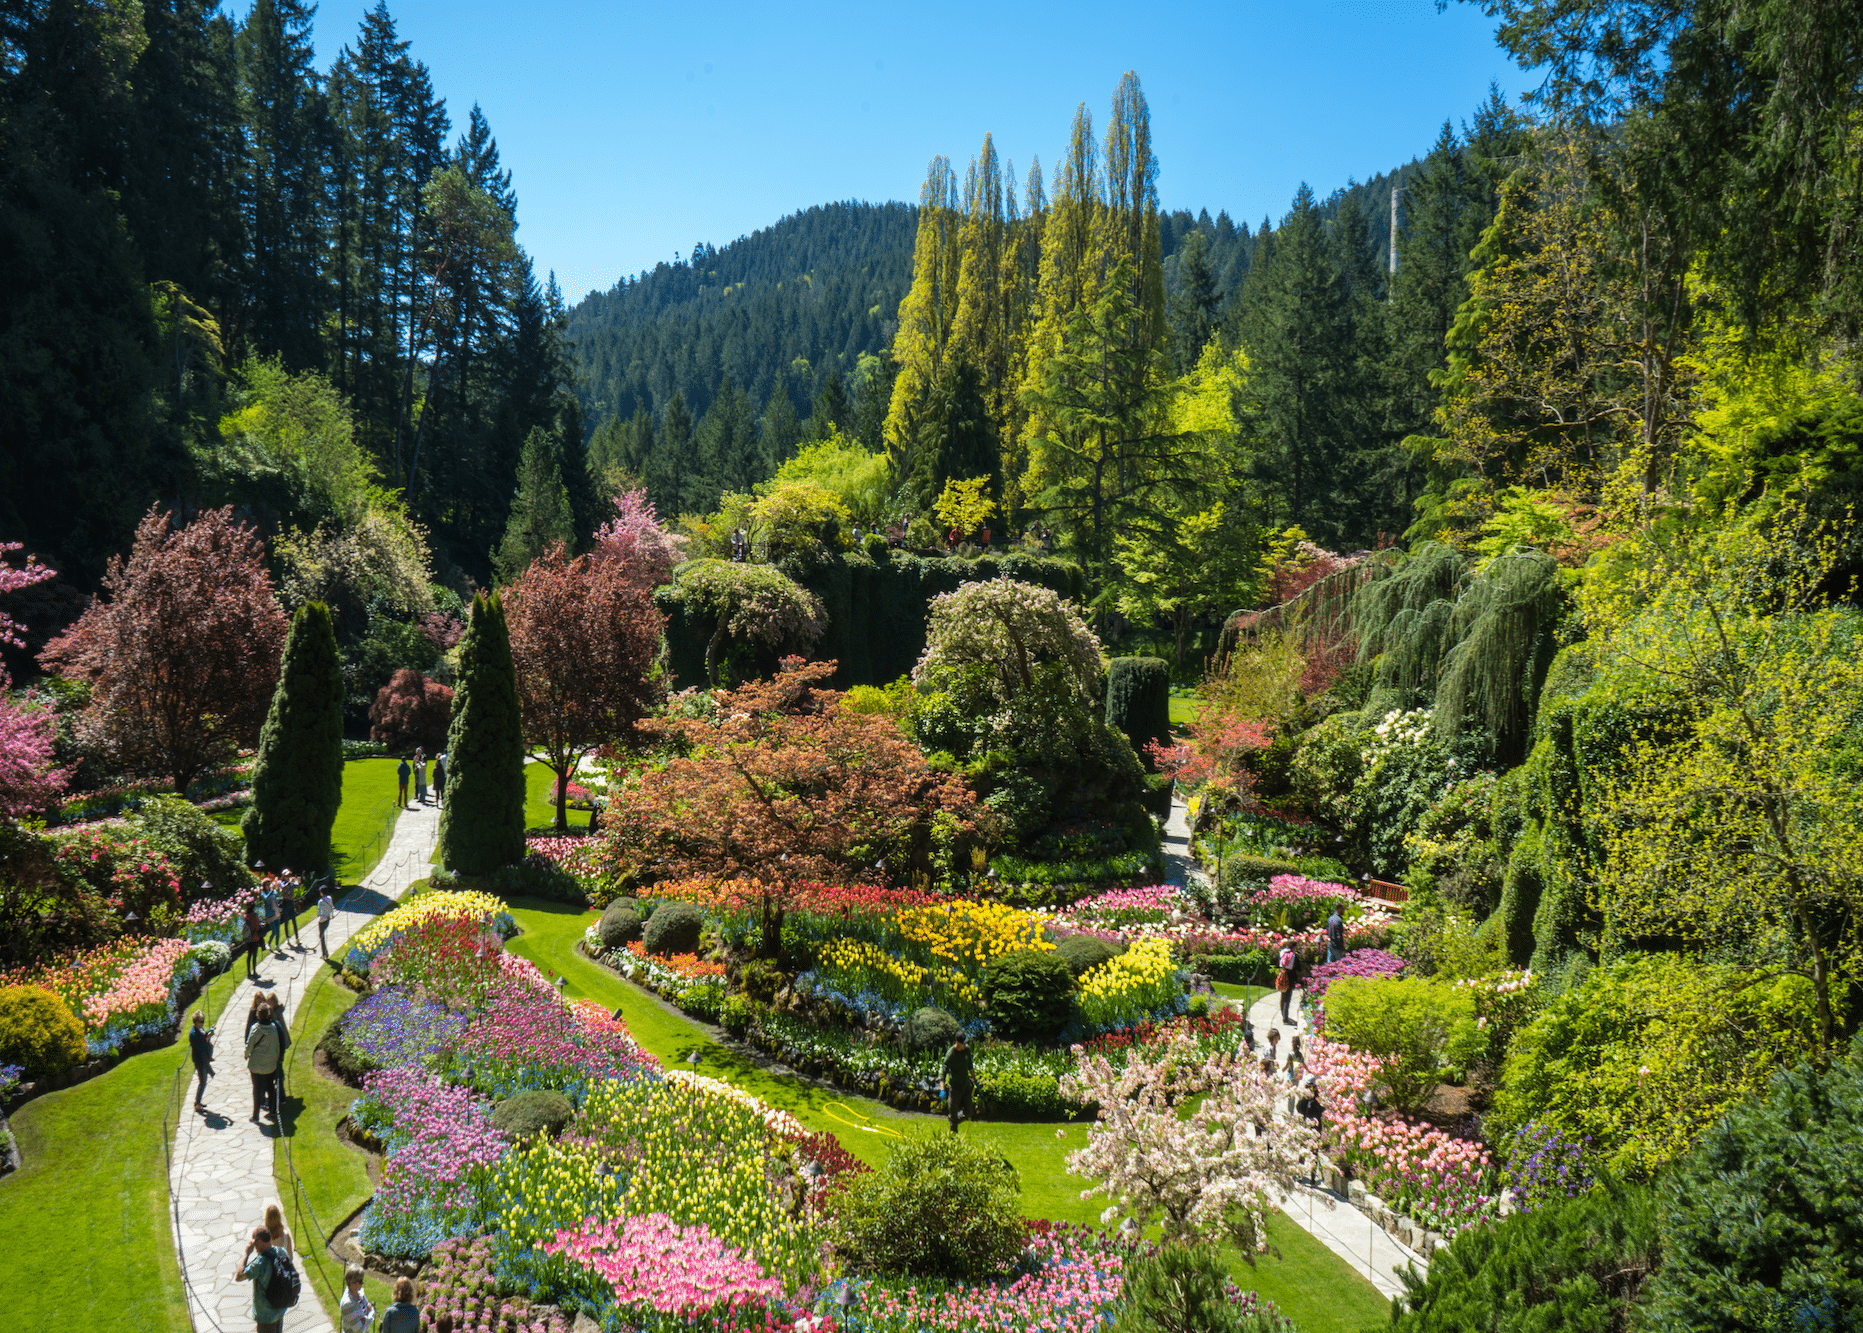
[1161,790,1206,890]
[1240,982,1426,1299]
[169,799,440,1333]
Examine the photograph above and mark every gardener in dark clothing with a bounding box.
[1326,907,1346,964]
[943,1034,974,1133]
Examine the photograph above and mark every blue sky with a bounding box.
[308,0,1538,304]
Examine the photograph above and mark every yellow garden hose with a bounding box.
[822,1101,907,1138]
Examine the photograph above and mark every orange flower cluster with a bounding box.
[625,940,726,981]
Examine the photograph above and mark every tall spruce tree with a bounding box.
[242,601,344,874]
[436,590,525,874]
[496,426,575,579]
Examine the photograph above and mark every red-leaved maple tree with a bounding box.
[506,543,665,831]
[605,660,977,955]
[369,668,455,752]
[41,506,287,795]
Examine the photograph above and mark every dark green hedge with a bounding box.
[658,551,1085,689]
[1105,657,1171,765]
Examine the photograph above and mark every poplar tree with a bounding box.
[242,601,344,874]
[883,157,963,450]
[436,590,525,875]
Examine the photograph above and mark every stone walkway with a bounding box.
[169,800,440,1333]
[1161,790,1205,890]
[1239,982,1427,1299]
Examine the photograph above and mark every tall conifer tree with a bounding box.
[243,601,344,874]
[436,591,525,875]
[496,426,575,579]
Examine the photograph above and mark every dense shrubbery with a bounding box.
[980,949,1075,1045]
[828,1130,1025,1279]
[0,985,86,1078]
[643,901,702,957]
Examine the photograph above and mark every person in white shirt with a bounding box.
[339,1265,375,1333]
[316,886,337,959]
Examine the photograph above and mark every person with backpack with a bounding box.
[245,1002,282,1121]
[233,1224,299,1333]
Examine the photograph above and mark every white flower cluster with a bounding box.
[1361,707,1434,767]
[663,1068,807,1138]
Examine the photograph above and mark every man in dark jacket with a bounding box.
[943,1034,974,1133]
[189,1011,215,1111]
[1326,908,1346,963]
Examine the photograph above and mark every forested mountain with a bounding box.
[1,0,577,596]
[568,202,919,428]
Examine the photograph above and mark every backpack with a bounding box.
[263,1247,301,1310]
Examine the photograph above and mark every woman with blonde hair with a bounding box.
[259,1200,294,1263]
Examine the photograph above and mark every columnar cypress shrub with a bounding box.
[437,591,525,875]
[1105,656,1171,765]
[243,600,344,874]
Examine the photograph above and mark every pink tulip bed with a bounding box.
[0,935,208,1057]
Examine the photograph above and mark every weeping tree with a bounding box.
[1351,542,1571,763]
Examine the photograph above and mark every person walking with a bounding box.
[433,751,447,806]
[1276,944,1297,1024]
[277,870,303,948]
[413,748,429,804]
[234,1226,287,1333]
[241,905,265,979]
[397,755,412,808]
[245,999,282,1122]
[339,1265,374,1333]
[260,877,282,953]
[1325,906,1345,964]
[380,1277,422,1333]
[268,996,292,1108]
[942,1033,974,1133]
[258,1201,294,1267]
[188,1011,215,1111]
[316,884,336,959]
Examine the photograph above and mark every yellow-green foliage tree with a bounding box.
[1582,508,1863,1047]
[932,477,997,535]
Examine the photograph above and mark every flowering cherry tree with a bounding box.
[0,544,69,816]
[594,488,686,588]
[1059,1030,1322,1258]
[914,577,1102,701]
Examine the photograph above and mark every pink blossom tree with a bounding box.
[1058,1030,1324,1258]
[594,488,686,589]
[0,544,70,815]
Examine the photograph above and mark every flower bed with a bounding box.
[855,1222,1128,1333]
[1304,947,1405,1003]
[0,937,206,1057]
[332,986,470,1073]
[352,1066,510,1258]
[52,755,254,825]
[344,890,512,975]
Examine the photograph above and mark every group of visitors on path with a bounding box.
[186,988,297,1120]
[396,749,444,809]
[237,869,336,979]
[231,1196,421,1333]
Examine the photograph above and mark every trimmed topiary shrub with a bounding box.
[437,590,526,876]
[901,1006,962,1058]
[1105,656,1171,766]
[980,949,1075,1045]
[596,903,644,950]
[1053,934,1119,978]
[491,1088,575,1143]
[827,1130,1024,1279]
[244,600,345,875]
[0,985,87,1078]
[644,901,703,957]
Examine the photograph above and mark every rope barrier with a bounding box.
[164,1058,230,1333]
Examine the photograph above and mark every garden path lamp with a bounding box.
[124,910,140,936]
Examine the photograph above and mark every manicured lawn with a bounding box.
[1167,688,1200,728]
[332,757,406,883]
[0,1043,195,1329]
[275,966,395,1327]
[500,898,1391,1333]
[524,760,591,833]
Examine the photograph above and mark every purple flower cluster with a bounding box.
[1504,1121,1595,1214]
[422,1234,571,1333]
[352,1066,510,1259]
[0,1063,21,1095]
[443,959,661,1102]
[1305,948,1405,1003]
[340,985,469,1070]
